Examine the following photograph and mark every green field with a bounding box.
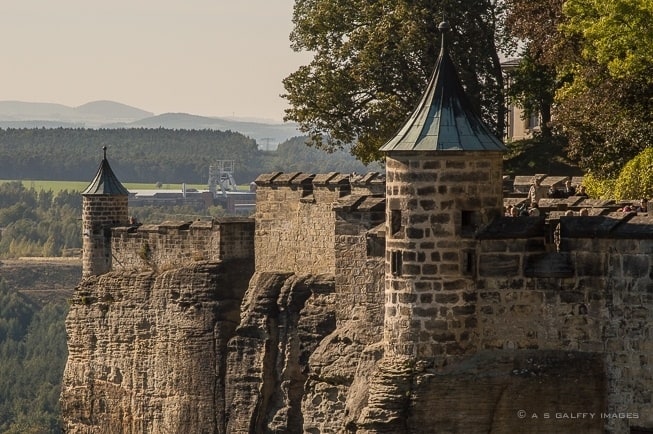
[0,179,210,193]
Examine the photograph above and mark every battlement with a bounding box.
[255,171,385,199]
[111,217,254,272]
[254,172,385,277]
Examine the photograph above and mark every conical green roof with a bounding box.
[82,147,129,196]
[380,23,506,153]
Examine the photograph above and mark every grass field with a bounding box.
[0,179,210,193]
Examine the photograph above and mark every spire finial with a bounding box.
[103,146,107,160]
[439,21,450,52]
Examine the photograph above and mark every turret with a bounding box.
[81,147,129,277]
[380,22,506,359]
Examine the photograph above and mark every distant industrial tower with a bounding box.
[81,147,130,277]
[208,160,238,196]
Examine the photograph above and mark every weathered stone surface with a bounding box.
[302,313,384,433]
[63,172,653,433]
[224,272,337,434]
[355,355,414,434]
[356,350,606,434]
[61,260,252,434]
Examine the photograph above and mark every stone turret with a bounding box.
[380,22,506,359]
[81,147,129,277]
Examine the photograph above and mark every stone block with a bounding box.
[622,255,650,278]
[434,293,459,304]
[524,253,574,278]
[479,254,520,277]
[422,264,438,275]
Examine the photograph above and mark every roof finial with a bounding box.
[439,20,450,52]
[103,146,107,160]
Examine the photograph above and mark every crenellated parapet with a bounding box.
[253,171,385,277]
[111,218,254,272]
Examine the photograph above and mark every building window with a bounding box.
[463,250,475,276]
[391,250,402,276]
[391,209,402,237]
[301,183,313,198]
[461,210,476,237]
[366,234,384,258]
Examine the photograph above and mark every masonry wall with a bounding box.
[254,173,349,275]
[111,219,254,272]
[82,195,129,277]
[334,199,386,324]
[383,151,504,359]
[476,219,653,431]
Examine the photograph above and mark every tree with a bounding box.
[555,0,653,177]
[555,77,653,178]
[562,0,653,83]
[613,148,653,200]
[283,0,509,163]
[503,0,568,140]
[505,0,653,178]
[504,52,558,138]
[504,0,567,65]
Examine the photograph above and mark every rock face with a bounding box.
[354,351,606,434]
[61,264,376,434]
[61,260,252,433]
[224,272,337,433]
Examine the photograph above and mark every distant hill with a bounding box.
[0,100,301,148]
[109,113,301,149]
[0,101,77,120]
[74,100,154,120]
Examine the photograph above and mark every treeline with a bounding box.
[0,279,67,433]
[268,136,383,174]
[0,182,81,258]
[0,128,261,184]
[0,128,378,185]
[0,129,382,259]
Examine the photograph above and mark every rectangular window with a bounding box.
[391,209,402,237]
[463,250,475,276]
[391,250,402,276]
[461,210,476,237]
[301,183,313,198]
[366,234,384,258]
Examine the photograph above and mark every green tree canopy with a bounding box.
[283,0,508,163]
[562,0,653,83]
[505,0,653,178]
[555,0,653,177]
[504,52,558,138]
[613,147,653,200]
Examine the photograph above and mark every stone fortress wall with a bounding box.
[110,218,254,272]
[66,170,653,433]
[253,171,386,322]
[243,171,653,432]
[475,214,653,428]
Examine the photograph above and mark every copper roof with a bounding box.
[380,22,506,153]
[82,147,129,196]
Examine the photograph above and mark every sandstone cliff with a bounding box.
[61,260,251,433]
[225,272,337,433]
[61,264,390,434]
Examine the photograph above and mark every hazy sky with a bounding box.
[0,1,313,122]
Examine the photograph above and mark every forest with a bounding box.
[0,279,67,433]
[0,128,377,185]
